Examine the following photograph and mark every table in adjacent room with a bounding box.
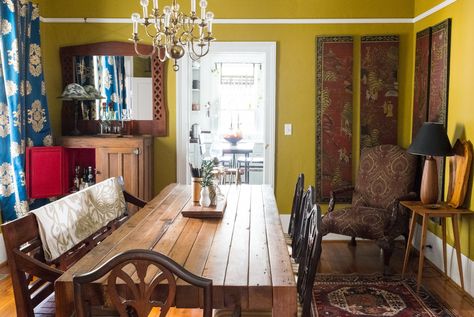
[221,142,254,182]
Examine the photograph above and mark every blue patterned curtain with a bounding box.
[0,1,52,221]
[98,56,127,119]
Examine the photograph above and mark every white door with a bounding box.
[176,42,276,187]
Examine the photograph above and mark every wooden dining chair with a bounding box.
[73,249,213,317]
[285,173,305,246]
[296,204,323,317]
[291,186,315,263]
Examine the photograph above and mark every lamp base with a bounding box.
[420,156,439,205]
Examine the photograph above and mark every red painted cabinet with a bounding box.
[26,146,95,199]
[26,136,153,202]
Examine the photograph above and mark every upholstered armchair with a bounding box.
[321,144,418,272]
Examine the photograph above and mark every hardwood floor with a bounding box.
[1,241,473,316]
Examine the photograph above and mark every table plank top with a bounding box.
[400,200,472,216]
[55,184,296,316]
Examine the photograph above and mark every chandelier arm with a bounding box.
[189,39,210,59]
[133,41,157,58]
[157,46,168,62]
[144,22,160,38]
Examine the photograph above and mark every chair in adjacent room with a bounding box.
[73,249,213,317]
[320,144,417,273]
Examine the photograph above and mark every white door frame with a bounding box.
[176,42,276,187]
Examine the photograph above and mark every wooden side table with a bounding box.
[400,201,470,291]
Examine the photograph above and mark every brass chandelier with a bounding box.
[130,0,215,71]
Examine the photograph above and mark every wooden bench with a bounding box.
[1,177,146,317]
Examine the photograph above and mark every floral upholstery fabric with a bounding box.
[321,145,417,249]
[352,145,417,210]
[31,178,127,261]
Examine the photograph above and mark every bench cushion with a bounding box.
[31,177,127,261]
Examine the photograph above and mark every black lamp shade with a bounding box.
[408,122,453,157]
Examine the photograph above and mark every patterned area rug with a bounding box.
[312,274,457,317]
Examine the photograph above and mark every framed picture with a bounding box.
[315,36,353,202]
[360,35,399,149]
[429,19,452,200]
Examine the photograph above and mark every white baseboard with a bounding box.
[0,234,6,264]
[279,214,474,297]
[412,223,474,297]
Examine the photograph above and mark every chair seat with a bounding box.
[321,206,392,241]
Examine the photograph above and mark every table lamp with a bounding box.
[407,122,453,205]
[59,83,103,135]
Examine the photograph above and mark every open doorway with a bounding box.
[176,42,276,186]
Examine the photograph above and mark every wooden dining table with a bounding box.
[54,184,297,317]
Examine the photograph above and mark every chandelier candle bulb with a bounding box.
[191,0,196,13]
[141,0,149,17]
[200,0,207,19]
[131,13,140,33]
[153,0,158,10]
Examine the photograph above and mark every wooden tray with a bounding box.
[181,197,227,218]
[182,186,230,218]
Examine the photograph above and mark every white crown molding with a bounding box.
[413,0,456,23]
[212,18,413,24]
[39,0,456,25]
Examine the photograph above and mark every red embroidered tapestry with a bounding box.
[360,36,399,149]
[429,19,451,125]
[429,19,451,200]
[316,36,353,202]
[412,28,431,139]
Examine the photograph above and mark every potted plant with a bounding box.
[200,159,217,207]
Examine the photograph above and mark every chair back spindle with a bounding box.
[288,174,305,238]
[297,204,323,317]
[292,186,315,262]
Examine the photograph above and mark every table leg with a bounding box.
[441,218,447,277]
[402,211,417,277]
[273,286,297,317]
[452,214,465,290]
[416,214,428,292]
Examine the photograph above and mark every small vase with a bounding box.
[199,187,211,207]
[208,184,217,206]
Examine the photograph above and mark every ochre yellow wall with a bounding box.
[413,0,474,259]
[38,3,414,214]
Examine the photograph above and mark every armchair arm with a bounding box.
[328,186,354,212]
[123,190,147,208]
